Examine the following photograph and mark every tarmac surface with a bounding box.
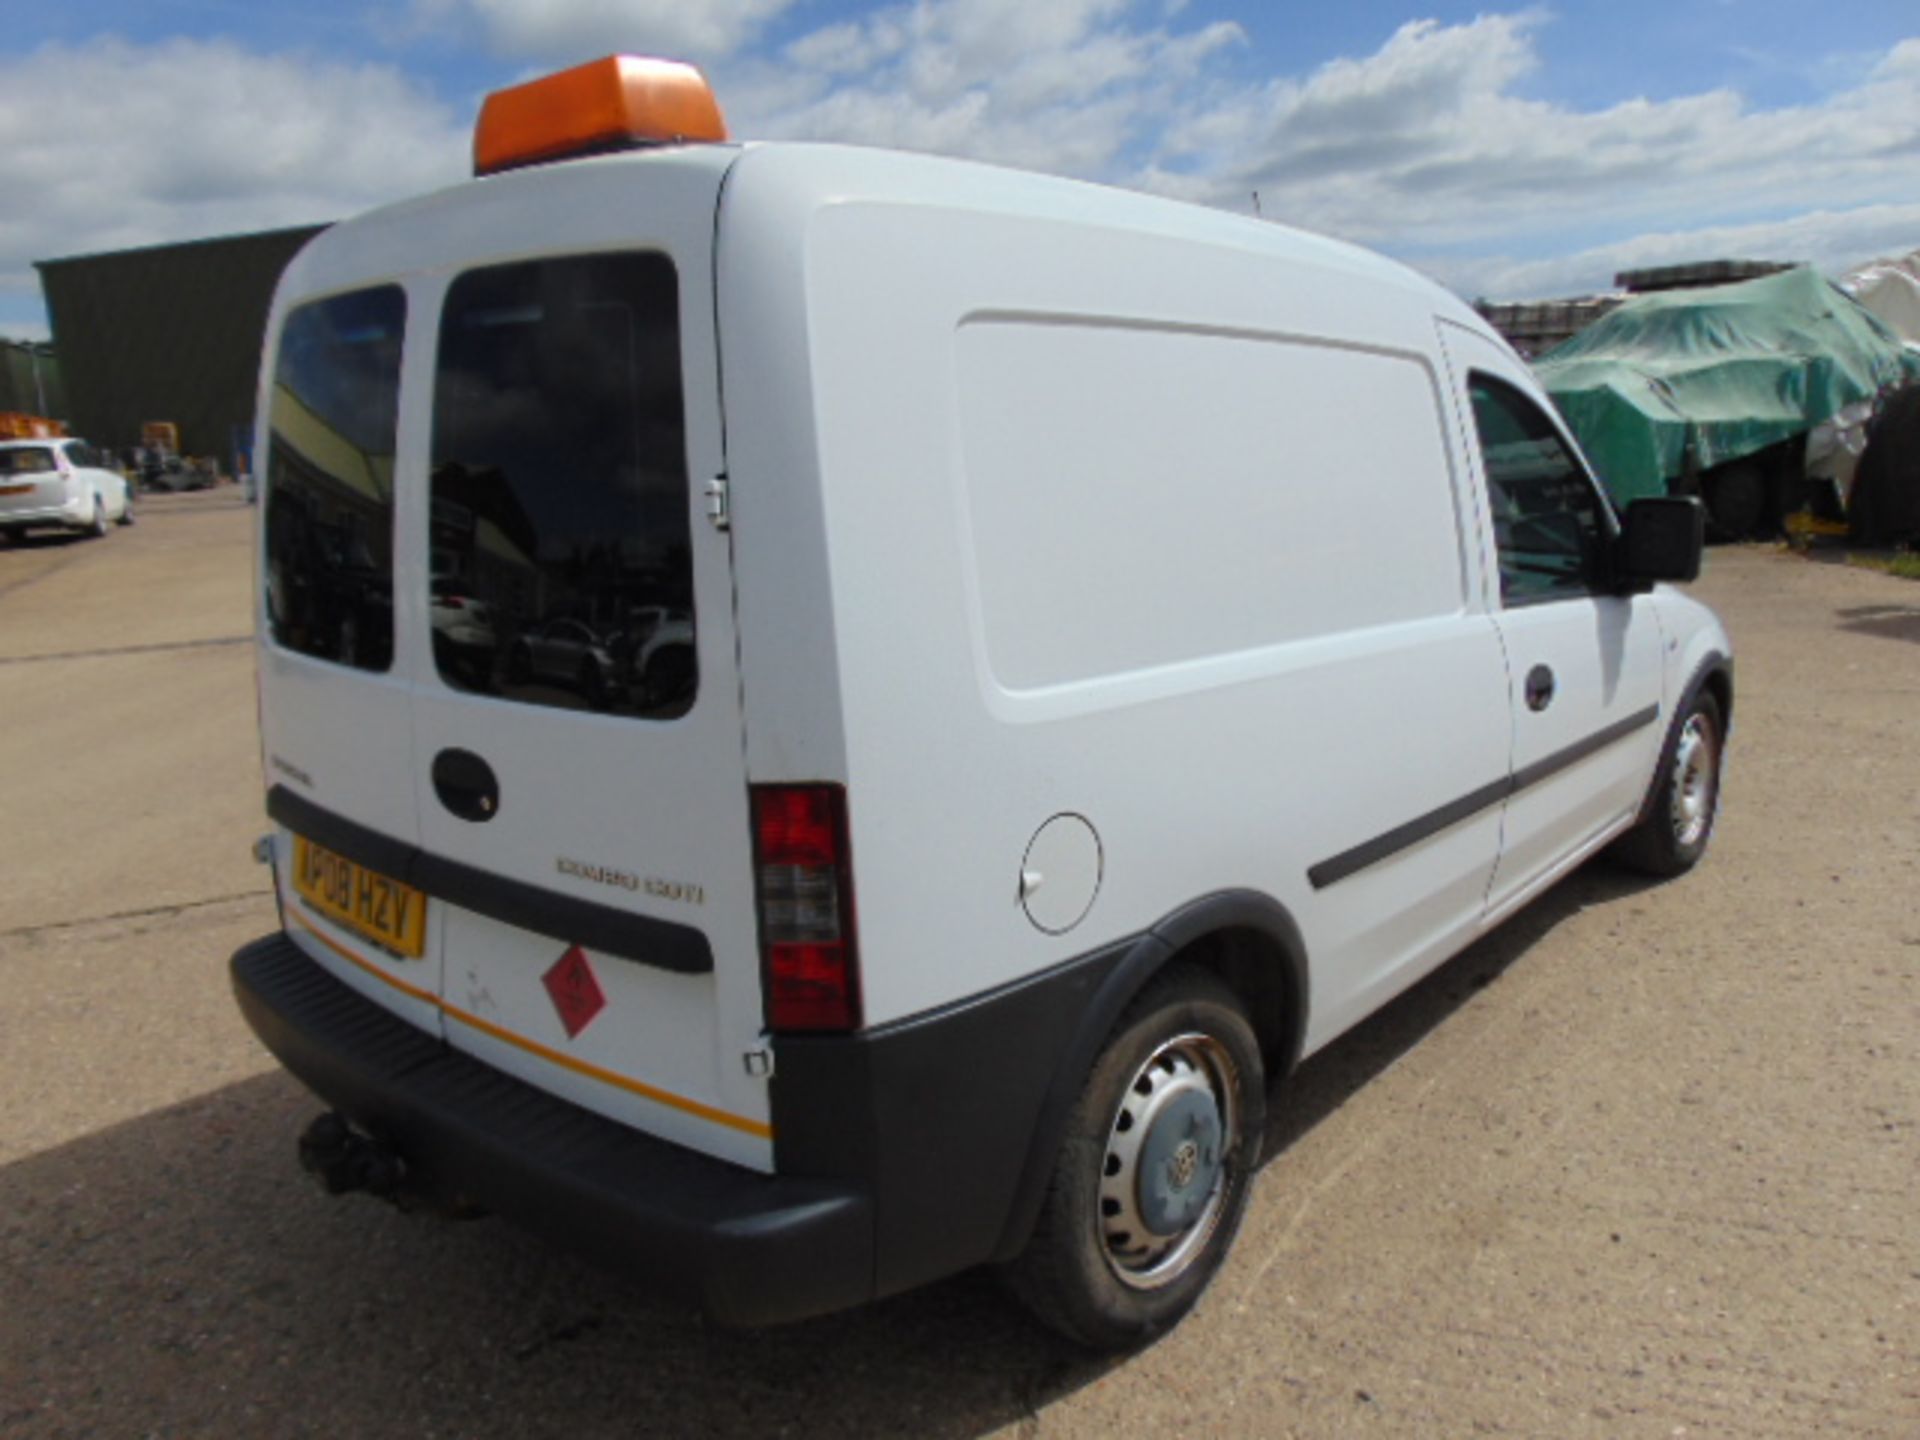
[1,489,1916,1437]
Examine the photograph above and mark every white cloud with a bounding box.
[722,0,1243,178]
[1143,19,1920,287]
[1427,202,1920,302]
[727,8,1920,302]
[5,8,1917,337]
[0,37,467,326]
[420,0,798,63]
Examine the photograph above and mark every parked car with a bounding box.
[506,616,618,704]
[632,610,694,711]
[233,54,1730,1352]
[429,577,499,687]
[0,438,132,540]
[142,455,219,493]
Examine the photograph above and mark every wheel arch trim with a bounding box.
[1636,649,1732,828]
[992,888,1309,1261]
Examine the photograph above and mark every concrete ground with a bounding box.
[1,491,1915,1438]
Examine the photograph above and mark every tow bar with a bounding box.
[297,1111,408,1201]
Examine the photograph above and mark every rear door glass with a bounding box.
[1,448,56,475]
[429,252,696,719]
[263,286,406,671]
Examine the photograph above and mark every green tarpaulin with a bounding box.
[1533,266,1920,505]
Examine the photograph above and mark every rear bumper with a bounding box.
[230,933,874,1327]
[0,495,88,529]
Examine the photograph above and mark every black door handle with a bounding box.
[1525,664,1556,712]
[432,748,499,822]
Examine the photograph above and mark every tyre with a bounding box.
[578,657,608,708]
[1705,463,1766,540]
[643,646,693,708]
[1002,967,1265,1350]
[1850,385,1920,547]
[88,497,109,539]
[1611,690,1724,877]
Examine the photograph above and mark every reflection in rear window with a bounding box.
[0,447,57,475]
[263,286,406,672]
[429,252,696,719]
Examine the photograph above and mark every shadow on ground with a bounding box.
[1835,602,1920,646]
[0,529,93,551]
[0,865,1655,1438]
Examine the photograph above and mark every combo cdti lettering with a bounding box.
[231,55,1733,1349]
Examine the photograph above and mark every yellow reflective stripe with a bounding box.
[286,906,772,1141]
[292,901,439,1005]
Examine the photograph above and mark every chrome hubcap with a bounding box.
[1670,713,1717,849]
[1099,1032,1238,1290]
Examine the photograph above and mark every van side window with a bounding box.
[1468,374,1611,606]
[263,286,406,672]
[430,252,696,719]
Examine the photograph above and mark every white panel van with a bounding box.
[231,56,1732,1349]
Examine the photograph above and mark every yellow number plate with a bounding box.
[291,834,427,958]
[0,483,32,496]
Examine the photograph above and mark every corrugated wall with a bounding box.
[36,225,326,461]
[0,340,62,418]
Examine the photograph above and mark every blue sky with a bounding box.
[3,1,1918,340]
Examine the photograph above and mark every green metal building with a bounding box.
[36,224,326,464]
[0,338,63,419]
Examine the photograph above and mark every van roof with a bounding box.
[729,141,1476,321]
[282,138,1483,335]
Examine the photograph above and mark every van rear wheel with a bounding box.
[1002,967,1264,1350]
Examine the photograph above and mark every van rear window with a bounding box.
[429,252,696,719]
[0,447,56,475]
[263,286,406,673]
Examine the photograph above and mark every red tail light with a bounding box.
[752,784,859,1033]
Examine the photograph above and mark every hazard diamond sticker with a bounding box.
[542,944,606,1039]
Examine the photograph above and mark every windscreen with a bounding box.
[429,252,696,719]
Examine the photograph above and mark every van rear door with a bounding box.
[260,283,446,1041]
[410,169,769,1169]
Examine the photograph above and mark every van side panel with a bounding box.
[722,148,1510,1055]
[955,318,1463,691]
[714,160,851,793]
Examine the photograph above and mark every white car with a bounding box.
[632,610,694,710]
[428,577,499,686]
[506,616,618,704]
[0,438,133,541]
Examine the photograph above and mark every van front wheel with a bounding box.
[1612,691,1723,877]
[1002,968,1264,1350]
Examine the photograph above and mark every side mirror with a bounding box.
[1616,497,1704,588]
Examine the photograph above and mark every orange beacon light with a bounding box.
[473,55,729,177]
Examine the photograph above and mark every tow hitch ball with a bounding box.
[298,1112,406,1201]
